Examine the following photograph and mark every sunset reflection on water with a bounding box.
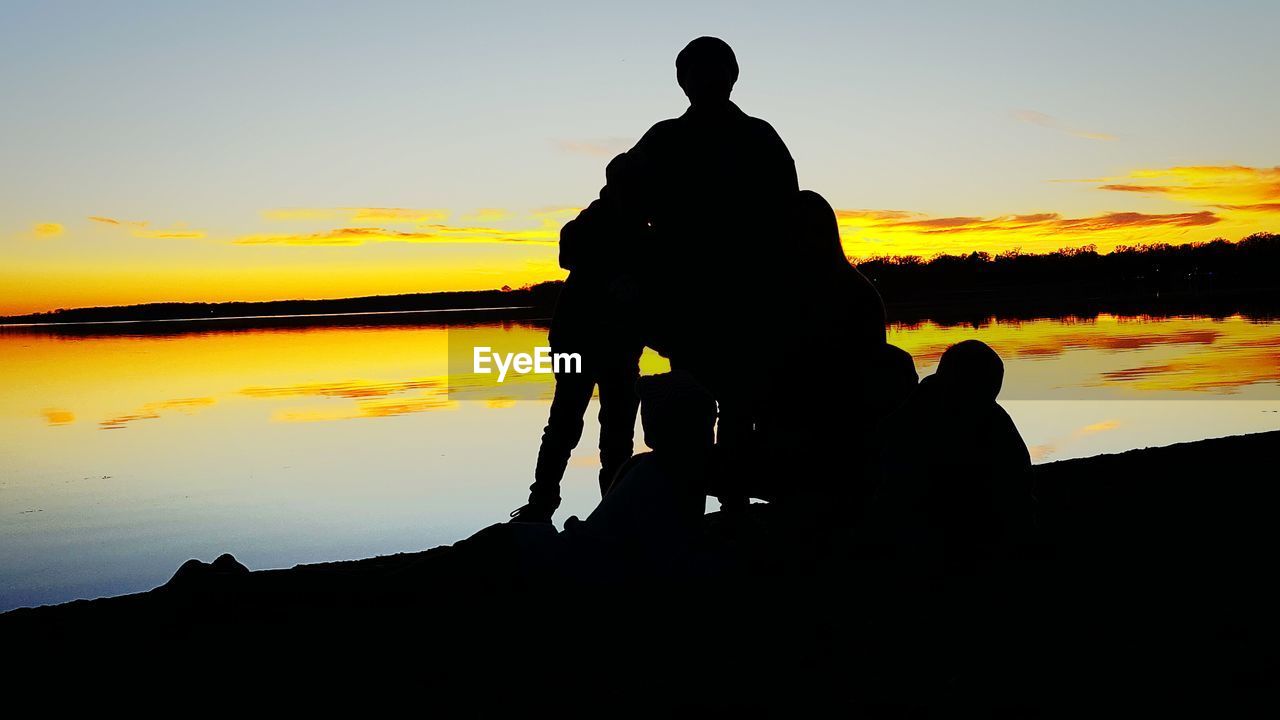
[1,313,1277,610]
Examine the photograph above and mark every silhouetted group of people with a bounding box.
[511,37,1034,574]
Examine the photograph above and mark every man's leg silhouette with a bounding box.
[528,366,595,515]
[594,346,643,496]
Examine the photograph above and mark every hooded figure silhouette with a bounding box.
[869,340,1035,577]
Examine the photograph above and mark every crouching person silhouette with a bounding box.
[511,154,647,524]
[862,340,1038,701]
[868,340,1035,578]
[568,369,717,557]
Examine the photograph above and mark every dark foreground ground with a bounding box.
[3,431,1277,715]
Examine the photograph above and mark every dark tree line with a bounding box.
[853,232,1280,324]
[856,232,1280,301]
[3,232,1277,327]
[1,284,564,326]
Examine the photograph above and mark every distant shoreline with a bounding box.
[4,284,1278,336]
[0,305,535,329]
[6,232,1279,328]
[0,283,563,329]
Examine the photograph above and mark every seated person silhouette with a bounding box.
[612,36,800,512]
[867,340,1034,578]
[511,154,647,523]
[563,369,718,563]
[785,190,888,348]
[728,191,915,514]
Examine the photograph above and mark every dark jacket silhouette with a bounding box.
[518,154,646,521]
[548,153,646,351]
[617,37,799,363]
[601,37,799,512]
[741,191,904,508]
[869,340,1034,576]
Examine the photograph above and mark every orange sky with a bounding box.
[836,165,1279,258]
[5,164,1276,316]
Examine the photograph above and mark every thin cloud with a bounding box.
[836,207,1220,254]
[241,378,444,400]
[1096,333,1280,393]
[1216,203,1280,213]
[1029,419,1120,462]
[1088,165,1280,209]
[554,137,633,157]
[1029,444,1056,462]
[42,408,75,426]
[88,216,207,239]
[100,397,216,430]
[1012,110,1117,141]
[260,209,336,221]
[835,209,916,222]
[234,225,561,247]
[33,222,64,238]
[895,322,1227,368]
[262,207,451,223]
[463,208,509,222]
[839,207,1218,243]
[237,208,577,247]
[271,395,458,422]
[134,228,206,239]
[1078,420,1121,435]
[243,376,458,421]
[352,208,449,223]
[835,164,1266,256]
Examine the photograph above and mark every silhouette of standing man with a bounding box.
[624,36,797,339]
[621,37,799,510]
[513,37,799,522]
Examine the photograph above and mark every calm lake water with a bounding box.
[2,313,1278,611]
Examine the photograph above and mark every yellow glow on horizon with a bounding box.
[837,164,1278,258]
[4,165,1277,315]
[1097,165,1280,210]
[0,254,566,316]
[837,208,1253,259]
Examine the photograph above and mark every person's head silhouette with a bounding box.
[936,339,1004,402]
[676,37,738,107]
[793,190,848,272]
